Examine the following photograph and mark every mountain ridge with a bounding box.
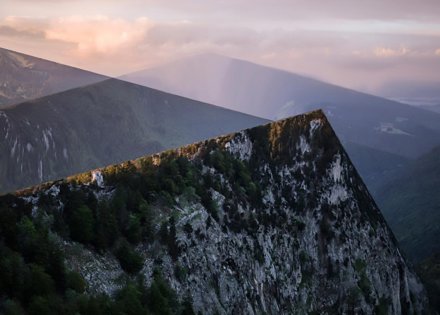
[0,47,108,108]
[0,77,267,194]
[124,53,440,160]
[5,110,428,314]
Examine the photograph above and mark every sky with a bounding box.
[1,0,439,99]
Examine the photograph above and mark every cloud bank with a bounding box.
[0,0,439,97]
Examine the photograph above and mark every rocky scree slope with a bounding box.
[6,110,428,314]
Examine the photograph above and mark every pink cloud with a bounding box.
[0,14,439,94]
[374,47,409,57]
[44,16,152,56]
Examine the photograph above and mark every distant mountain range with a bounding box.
[123,53,440,160]
[0,76,266,193]
[0,47,107,108]
[421,104,440,114]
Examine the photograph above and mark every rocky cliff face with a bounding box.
[10,110,428,314]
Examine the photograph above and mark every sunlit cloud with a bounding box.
[1,16,49,35]
[45,16,152,56]
[0,10,439,96]
[374,47,410,57]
